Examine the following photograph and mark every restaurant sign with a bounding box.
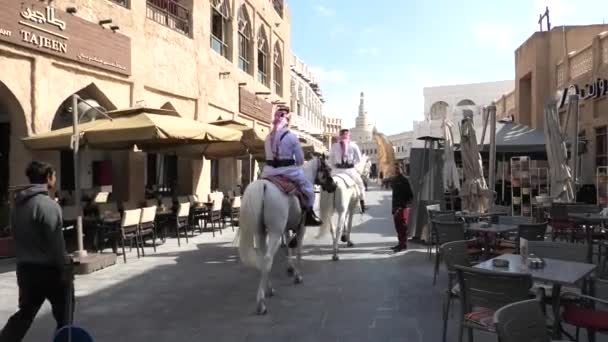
[239,88,272,124]
[0,0,131,75]
[558,78,608,109]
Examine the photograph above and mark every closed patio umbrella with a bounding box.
[544,104,574,202]
[442,120,460,192]
[460,117,491,213]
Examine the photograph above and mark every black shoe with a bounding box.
[305,209,322,226]
[392,245,407,252]
[360,200,366,213]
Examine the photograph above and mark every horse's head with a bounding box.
[314,154,337,193]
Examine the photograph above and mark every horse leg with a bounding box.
[286,231,295,277]
[346,208,355,248]
[293,225,306,284]
[333,212,345,261]
[255,231,269,315]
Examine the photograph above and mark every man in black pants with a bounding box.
[390,163,413,252]
[0,161,72,342]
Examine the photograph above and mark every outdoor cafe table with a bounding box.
[476,253,597,339]
[567,213,607,263]
[465,223,518,257]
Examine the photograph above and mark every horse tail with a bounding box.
[238,180,266,269]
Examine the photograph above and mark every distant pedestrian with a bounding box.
[0,161,72,342]
[390,163,413,252]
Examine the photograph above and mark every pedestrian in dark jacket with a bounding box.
[0,161,72,342]
[390,164,413,252]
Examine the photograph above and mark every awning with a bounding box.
[22,107,242,151]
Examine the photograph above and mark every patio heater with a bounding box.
[70,94,112,258]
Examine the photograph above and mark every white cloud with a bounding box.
[356,47,379,56]
[313,5,334,16]
[472,22,516,50]
[309,66,348,84]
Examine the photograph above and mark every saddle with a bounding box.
[263,175,307,207]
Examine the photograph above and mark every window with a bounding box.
[430,101,449,120]
[211,0,231,58]
[273,43,283,96]
[147,0,191,35]
[272,0,284,17]
[109,0,130,8]
[457,99,476,106]
[237,6,252,73]
[596,126,607,168]
[257,27,270,86]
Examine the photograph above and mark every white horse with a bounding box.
[237,156,334,315]
[317,155,369,261]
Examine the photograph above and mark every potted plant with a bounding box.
[0,201,14,258]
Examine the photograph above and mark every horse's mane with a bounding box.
[355,154,369,175]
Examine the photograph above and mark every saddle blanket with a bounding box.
[263,176,307,206]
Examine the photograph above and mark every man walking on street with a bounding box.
[390,163,413,252]
[0,161,72,342]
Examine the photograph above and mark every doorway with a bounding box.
[0,122,8,202]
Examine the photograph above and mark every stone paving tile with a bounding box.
[0,187,605,342]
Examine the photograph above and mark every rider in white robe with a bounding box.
[329,128,367,212]
[261,107,322,226]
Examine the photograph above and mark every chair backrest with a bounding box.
[93,192,109,204]
[528,241,587,263]
[566,204,601,214]
[122,209,142,228]
[177,203,190,218]
[232,196,241,209]
[433,212,457,222]
[146,199,159,207]
[62,206,80,221]
[440,240,473,272]
[434,221,465,245]
[140,206,157,224]
[455,265,533,312]
[499,215,533,225]
[212,193,223,211]
[494,299,550,342]
[518,222,547,241]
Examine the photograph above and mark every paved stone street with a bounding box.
[0,187,601,342]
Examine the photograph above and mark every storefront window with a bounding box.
[596,126,607,168]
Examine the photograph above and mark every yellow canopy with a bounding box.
[22,107,242,151]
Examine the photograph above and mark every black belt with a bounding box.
[266,159,295,168]
[335,163,354,169]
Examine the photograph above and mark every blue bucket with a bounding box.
[53,325,94,342]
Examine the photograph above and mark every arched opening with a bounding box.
[51,83,117,197]
[273,42,283,96]
[237,5,253,74]
[430,101,449,120]
[0,81,27,232]
[457,99,476,106]
[257,26,270,87]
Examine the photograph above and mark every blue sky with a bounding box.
[288,0,608,135]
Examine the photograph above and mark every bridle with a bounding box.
[315,156,337,193]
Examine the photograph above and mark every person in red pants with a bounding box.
[390,164,413,252]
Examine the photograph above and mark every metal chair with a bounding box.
[454,265,534,342]
[562,277,608,342]
[433,221,466,285]
[119,209,143,263]
[494,299,552,342]
[440,240,475,342]
[174,202,190,246]
[138,206,158,255]
[427,209,456,258]
[229,196,241,231]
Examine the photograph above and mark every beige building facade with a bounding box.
[502,25,608,184]
[0,0,291,205]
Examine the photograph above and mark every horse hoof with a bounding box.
[294,275,303,284]
[347,241,355,248]
[341,235,347,243]
[256,303,268,315]
[332,255,340,261]
[287,267,295,276]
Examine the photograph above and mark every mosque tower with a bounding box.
[350,92,374,143]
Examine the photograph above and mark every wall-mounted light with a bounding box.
[219,71,231,79]
[110,25,120,32]
[99,19,112,26]
[238,82,247,87]
[66,7,77,14]
[256,92,271,96]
